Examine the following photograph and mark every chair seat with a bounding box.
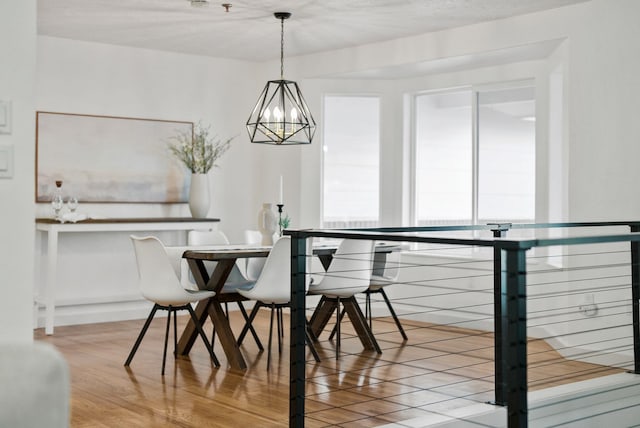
[185,289,217,297]
[307,283,369,298]
[220,281,256,294]
[368,274,394,290]
[144,288,215,307]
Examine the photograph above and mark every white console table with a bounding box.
[35,217,220,334]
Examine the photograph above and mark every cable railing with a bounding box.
[285,221,640,427]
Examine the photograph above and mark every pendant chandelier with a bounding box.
[246,12,316,145]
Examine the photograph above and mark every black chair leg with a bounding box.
[380,288,408,340]
[328,307,346,341]
[279,307,285,338]
[267,303,276,370]
[276,307,283,354]
[335,297,341,360]
[186,304,220,367]
[125,304,159,367]
[366,291,372,329]
[173,308,178,357]
[161,307,173,375]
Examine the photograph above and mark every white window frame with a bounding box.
[409,79,536,227]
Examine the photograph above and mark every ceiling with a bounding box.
[38,0,588,63]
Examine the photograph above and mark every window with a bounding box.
[322,96,380,228]
[414,90,473,225]
[477,87,535,223]
[413,84,535,226]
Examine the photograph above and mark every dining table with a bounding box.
[175,241,398,371]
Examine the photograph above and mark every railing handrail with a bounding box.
[347,220,640,233]
[286,227,640,250]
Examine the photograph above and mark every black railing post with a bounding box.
[502,245,528,428]
[490,223,511,406]
[289,234,307,428]
[630,225,640,374]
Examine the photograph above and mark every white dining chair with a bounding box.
[244,229,266,281]
[365,251,407,339]
[186,229,263,351]
[329,249,407,341]
[307,238,378,359]
[126,235,220,375]
[236,236,320,369]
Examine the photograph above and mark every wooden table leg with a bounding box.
[208,301,247,370]
[342,296,382,353]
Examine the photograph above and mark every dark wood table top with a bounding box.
[183,247,271,260]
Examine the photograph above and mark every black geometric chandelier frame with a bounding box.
[246,12,316,145]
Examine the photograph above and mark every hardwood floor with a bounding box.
[35,309,623,427]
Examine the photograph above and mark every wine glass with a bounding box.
[67,196,79,213]
[51,195,64,220]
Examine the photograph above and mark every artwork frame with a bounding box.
[36,112,193,203]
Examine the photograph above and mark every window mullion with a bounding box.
[409,94,418,227]
[471,90,479,225]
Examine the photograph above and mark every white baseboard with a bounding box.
[34,300,153,329]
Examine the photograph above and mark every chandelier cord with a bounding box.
[280,16,284,79]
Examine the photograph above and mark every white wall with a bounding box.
[566,1,640,220]
[0,0,37,342]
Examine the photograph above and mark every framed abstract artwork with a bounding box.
[36,112,193,203]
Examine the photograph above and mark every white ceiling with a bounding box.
[38,0,588,63]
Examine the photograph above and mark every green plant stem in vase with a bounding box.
[168,122,234,174]
[279,214,291,230]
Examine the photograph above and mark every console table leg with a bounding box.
[45,229,58,335]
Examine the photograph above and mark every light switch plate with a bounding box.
[0,144,14,178]
[0,100,12,134]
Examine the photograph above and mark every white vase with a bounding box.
[188,173,210,218]
[257,202,277,245]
